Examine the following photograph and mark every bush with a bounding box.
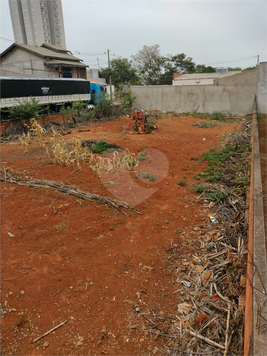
[8,98,40,120]
[90,92,113,119]
[120,90,137,109]
[91,141,111,153]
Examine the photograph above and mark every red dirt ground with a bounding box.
[1,115,241,355]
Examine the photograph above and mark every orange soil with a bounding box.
[1,115,240,355]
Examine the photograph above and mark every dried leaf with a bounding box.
[178,302,192,315]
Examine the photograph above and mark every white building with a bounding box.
[9,0,66,48]
[172,72,242,86]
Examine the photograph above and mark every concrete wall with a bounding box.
[130,67,259,116]
[257,62,267,114]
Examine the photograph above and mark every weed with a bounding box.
[138,150,147,161]
[211,111,226,121]
[204,191,228,203]
[91,141,111,153]
[234,176,250,186]
[195,185,208,193]
[143,172,156,182]
[178,180,186,186]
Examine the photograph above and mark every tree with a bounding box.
[170,53,196,74]
[227,67,242,71]
[159,53,196,85]
[131,44,165,85]
[99,58,139,89]
[195,65,216,73]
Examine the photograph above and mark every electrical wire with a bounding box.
[206,56,258,66]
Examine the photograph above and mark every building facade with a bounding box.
[9,0,66,48]
[0,43,88,79]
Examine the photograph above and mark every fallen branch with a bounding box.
[189,330,225,350]
[0,168,140,215]
[32,320,67,343]
[2,271,30,281]
[224,304,231,356]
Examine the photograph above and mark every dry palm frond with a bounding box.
[0,167,140,215]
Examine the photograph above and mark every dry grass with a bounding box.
[18,121,138,175]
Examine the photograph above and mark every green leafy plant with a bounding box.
[138,150,147,161]
[8,98,40,120]
[120,90,137,109]
[178,180,186,186]
[91,141,111,153]
[211,111,226,122]
[90,92,113,119]
[144,172,156,182]
[204,191,228,203]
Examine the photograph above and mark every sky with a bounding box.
[1,0,266,70]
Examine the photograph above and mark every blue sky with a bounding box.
[1,0,266,69]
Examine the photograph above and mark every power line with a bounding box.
[206,56,258,66]
[75,51,106,56]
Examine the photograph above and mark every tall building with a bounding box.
[9,0,66,48]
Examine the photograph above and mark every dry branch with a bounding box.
[189,331,225,350]
[0,168,140,215]
[32,320,67,343]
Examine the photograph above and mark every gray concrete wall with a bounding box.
[257,62,267,114]
[130,68,259,116]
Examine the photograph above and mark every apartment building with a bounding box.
[9,0,66,48]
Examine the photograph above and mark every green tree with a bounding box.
[99,58,139,89]
[159,53,196,84]
[227,67,242,71]
[195,65,216,73]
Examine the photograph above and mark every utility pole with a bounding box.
[107,49,112,100]
[257,55,259,67]
[97,58,99,70]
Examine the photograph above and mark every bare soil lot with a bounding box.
[1,114,244,355]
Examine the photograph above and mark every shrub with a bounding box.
[120,90,137,109]
[91,141,111,153]
[8,98,40,120]
[90,92,113,119]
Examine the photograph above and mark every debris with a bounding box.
[189,330,225,350]
[32,319,67,343]
[7,232,15,237]
[209,215,218,223]
[180,280,191,288]
[0,168,140,216]
[42,341,49,349]
[75,341,83,347]
[153,346,159,354]
[177,302,192,315]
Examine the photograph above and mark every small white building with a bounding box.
[172,71,242,86]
